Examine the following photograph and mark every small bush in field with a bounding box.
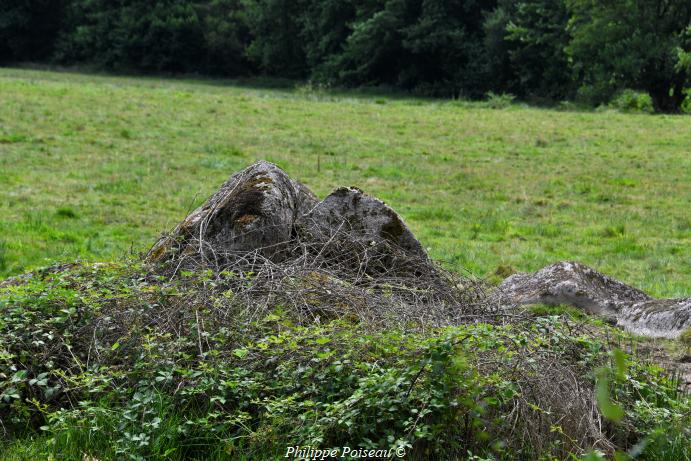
[609,89,654,113]
[484,92,516,109]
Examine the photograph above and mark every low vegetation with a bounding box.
[1,262,689,460]
[0,69,689,459]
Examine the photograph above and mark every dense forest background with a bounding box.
[1,0,689,112]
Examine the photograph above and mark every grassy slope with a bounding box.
[0,68,689,297]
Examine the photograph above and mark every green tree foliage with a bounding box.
[1,0,690,111]
[314,0,496,97]
[506,0,573,100]
[567,0,691,112]
[243,0,309,77]
[399,0,494,97]
[199,0,252,75]
[483,0,573,100]
[482,2,518,95]
[0,0,67,62]
[55,0,206,72]
[297,0,357,75]
[318,0,412,87]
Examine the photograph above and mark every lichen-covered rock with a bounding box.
[498,261,650,317]
[299,186,425,257]
[499,261,691,338]
[147,160,318,264]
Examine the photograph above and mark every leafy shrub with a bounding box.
[609,89,654,113]
[682,88,691,114]
[484,91,516,109]
[602,355,691,460]
[1,263,689,460]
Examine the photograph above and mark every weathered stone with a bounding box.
[499,261,691,338]
[147,160,318,263]
[299,186,425,257]
[619,298,691,338]
[498,261,650,317]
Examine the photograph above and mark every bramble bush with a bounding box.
[1,262,689,460]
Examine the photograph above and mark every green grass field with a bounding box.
[1,67,689,296]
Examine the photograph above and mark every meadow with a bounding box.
[1,68,689,296]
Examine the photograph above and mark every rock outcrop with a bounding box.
[499,261,691,338]
[618,298,691,339]
[301,186,426,257]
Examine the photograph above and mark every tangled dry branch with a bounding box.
[152,218,505,330]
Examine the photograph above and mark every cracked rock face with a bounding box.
[499,261,691,338]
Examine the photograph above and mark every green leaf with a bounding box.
[233,348,249,359]
[580,451,607,461]
[596,373,624,422]
[11,370,27,382]
[612,348,627,380]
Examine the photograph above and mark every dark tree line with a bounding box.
[1,0,689,112]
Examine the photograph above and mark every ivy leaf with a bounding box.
[233,348,249,359]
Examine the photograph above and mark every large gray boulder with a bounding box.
[618,298,691,338]
[148,161,689,339]
[499,261,691,338]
